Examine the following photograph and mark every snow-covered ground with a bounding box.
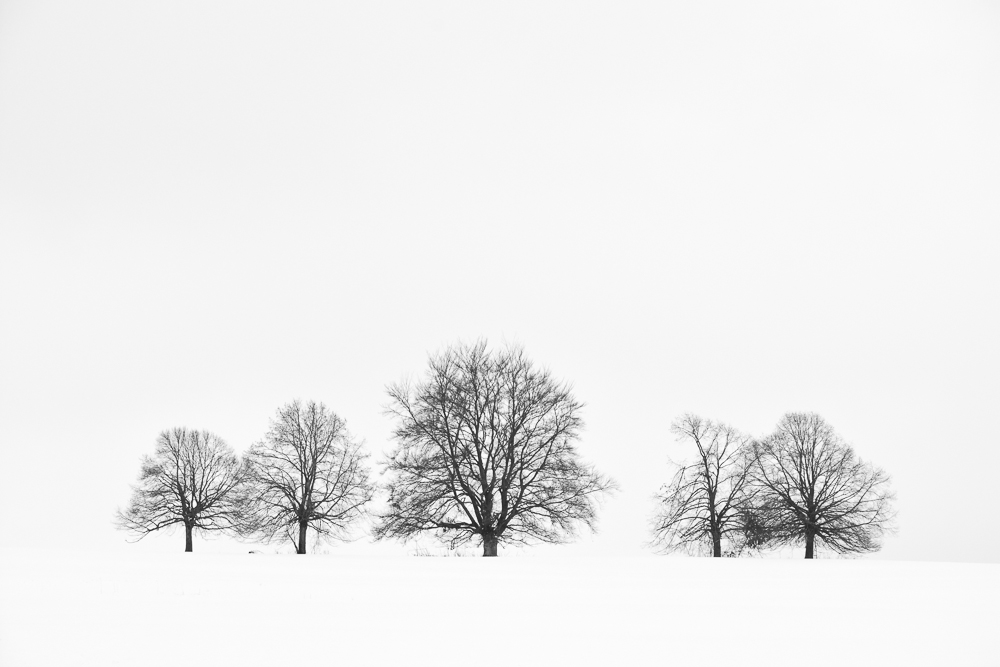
[1,549,996,666]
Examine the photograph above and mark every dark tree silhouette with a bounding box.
[651,414,757,557]
[375,341,616,557]
[244,400,374,554]
[752,413,895,558]
[116,428,248,552]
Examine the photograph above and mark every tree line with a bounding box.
[116,341,894,558]
[650,413,895,558]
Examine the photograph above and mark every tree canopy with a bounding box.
[751,413,896,558]
[651,415,757,557]
[244,400,374,554]
[116,428,248,552]
[375,341,616,556]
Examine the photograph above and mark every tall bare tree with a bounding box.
[116,428,249,552]
[244,400,374,554]
[650,415,757,557]
[752,413,895,558]
[375,341,616,556]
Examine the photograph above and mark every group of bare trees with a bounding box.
[117,401,375,554]
[117,341,615,556]
[118,341,895,559]
[651,413,896,559]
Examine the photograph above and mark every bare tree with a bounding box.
[375,341,616,556]
[115,428,248,552]
[650,415,757,557]
[244,400,374,554]
[751,413,895,558]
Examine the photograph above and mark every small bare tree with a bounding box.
[116,428,248,552]
[752,413,895,558]
[650,415,757,557]
[375,341,616,556]
[244,400,374,554]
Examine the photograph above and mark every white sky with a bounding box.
[1,1,997,561]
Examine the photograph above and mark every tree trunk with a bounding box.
[482,534,498,557]
[184,524,193,553]
[804,532,815,559]
[297,522,308,555]
[712,534,722,558]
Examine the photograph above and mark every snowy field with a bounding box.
[1,549,996,666]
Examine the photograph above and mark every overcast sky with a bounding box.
[1,1,997,561]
